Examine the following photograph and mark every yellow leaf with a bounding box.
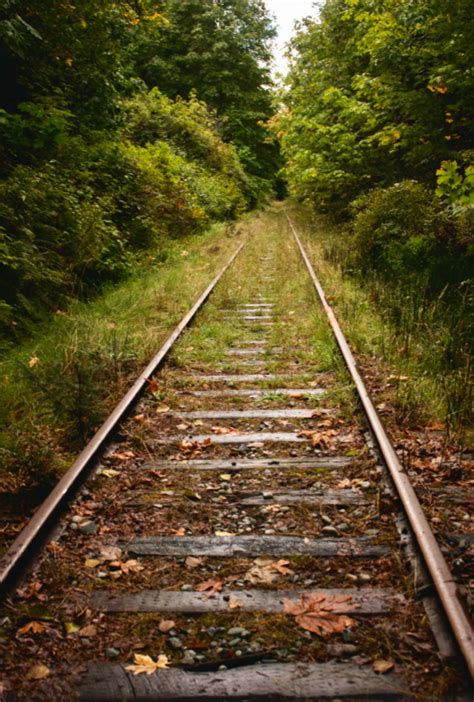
[102,469,120,478]
[65,57,73,66]
[84,559,100,569]
[126,654,170,675]
[219,474,232,481]
[80,18,87,28]
[28,356,40,368]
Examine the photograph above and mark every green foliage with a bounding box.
[132,0,280,200]
[278,0,474,212]
[436,160,474,208]
[350,180,474,291]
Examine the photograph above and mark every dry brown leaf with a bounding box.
[373,658,394,674]
[174,527,186,536]
[147,378,160,394]
[28,356,40,368]
[195,579,223,598]
[211,425,240,435]
[126,653,169,675]
[26,664,50,680]
[116,559,144,575]
[78,624,97,637]
[133,414,146,423]
[283,593,358,637]
[158,620,175,633]
[185,556,204,569]
[245,558,293,584]
[100,546,122,561]
[16,621,47,636]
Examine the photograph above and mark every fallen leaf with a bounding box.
[158,620,175,633]
[215,530,235,537]
[185,556,204,569]
[84,558,100,569]
[228,596,243,609]
[27,664,50,680]
[156,404,170,414]
[64,622,81,634]
[177,423,189,431]
[195,579,223,598]
[110,450,135,461]
[78,624,97,637]
[109,559,144,575]
[126,653,170,675]
[211,426,240,435]
[373,658,394,674]
[245,558,294,584]
[219,473,232,481]
[283,593,358,637]
[16,621,47,636]
[100,546,122,561]
[133,414,146,423]
[28,356,40,368]
[147,378,160,394]
[102,469,120,478]
[174,527,186,536]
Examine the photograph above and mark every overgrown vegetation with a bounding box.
[0,222,243,504]
[275,0,473,433]
[0,0,279,342]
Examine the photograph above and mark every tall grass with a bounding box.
[0,222,243,502]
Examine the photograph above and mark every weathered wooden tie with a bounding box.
[127,535,391,558]
[90,587,395,614]
[79,662,405,701]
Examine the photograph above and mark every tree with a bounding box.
[132,0,280,198]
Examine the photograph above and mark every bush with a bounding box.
[350,180,474,294]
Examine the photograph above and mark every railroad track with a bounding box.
[0,209,472,700]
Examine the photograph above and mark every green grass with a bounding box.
[0,221,245,499]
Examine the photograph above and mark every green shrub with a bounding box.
[350,180,474,294]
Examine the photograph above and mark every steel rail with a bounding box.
[0,239,247,596]
[287,214,474,678]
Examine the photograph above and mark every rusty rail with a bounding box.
[287,214,474,678]
[0,239,246,595]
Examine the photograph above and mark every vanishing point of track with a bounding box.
[0,212,472,700]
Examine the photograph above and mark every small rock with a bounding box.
[365,529,379,536]
[181,650,196,665]
[218,665,227,671]
[79,521,98,535]
[105,647,120,659]
[235,650,242,657]
[360,481,371,491]
[262,491,273,499]
[322,526,338,536]
[264,528,275,535]
[227,627,250,637]
[70,523,78,531]
[337,523,350,532]
[181,584,193,591]
[168,637,183,650]
[207,627,217,636]
[72,515,84,524]
[229,638,241,647]
[321,514,332,525]
[359,572,371,583]
[345,573,358,582]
